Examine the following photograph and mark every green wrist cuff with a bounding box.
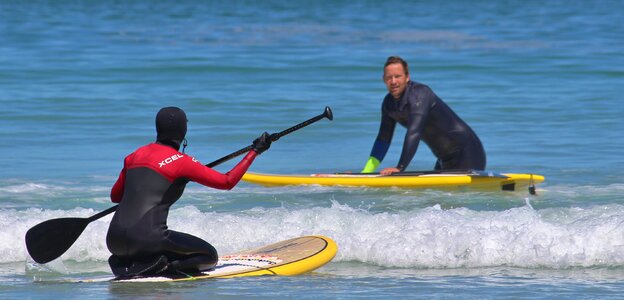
[361,157,380,173]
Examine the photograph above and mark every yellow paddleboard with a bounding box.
[78,235,337,283]
[242,170,545,192]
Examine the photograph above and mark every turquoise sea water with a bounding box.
[1,1,624,298]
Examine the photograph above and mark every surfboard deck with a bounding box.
[242,170,545,192]
[76,235,337,283]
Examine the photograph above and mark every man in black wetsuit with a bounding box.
[362,56,486,175]
[106,107,272,278]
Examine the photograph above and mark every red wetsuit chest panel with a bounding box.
[110,143,257,203]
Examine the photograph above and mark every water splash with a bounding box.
[5,201,624,271]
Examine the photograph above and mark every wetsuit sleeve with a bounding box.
[110,169,125,203]
[181,150,258,190]
[110,156,129,203]
[362,104,396,173]
[396,89,433,171]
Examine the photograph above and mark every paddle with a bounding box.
[25,106,333,264]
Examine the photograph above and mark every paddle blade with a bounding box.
[25,217,89,264]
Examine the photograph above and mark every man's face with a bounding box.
[383,63,410,99]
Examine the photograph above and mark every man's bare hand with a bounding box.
[380,167,400,175]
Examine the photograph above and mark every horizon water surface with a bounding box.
[1,1,624,299]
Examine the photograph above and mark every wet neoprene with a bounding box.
[363,81,486,172]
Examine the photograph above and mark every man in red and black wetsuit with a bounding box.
[106,107,271,277]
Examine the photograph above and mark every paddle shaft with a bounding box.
[207,106,332,167]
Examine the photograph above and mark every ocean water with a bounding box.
[1,0,624,298]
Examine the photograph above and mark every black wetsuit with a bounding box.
[369,80,486,171]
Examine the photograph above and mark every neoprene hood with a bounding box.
[155,107,187,150]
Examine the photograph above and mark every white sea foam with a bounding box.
[4,201,624,270]
[0,183,62,194]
